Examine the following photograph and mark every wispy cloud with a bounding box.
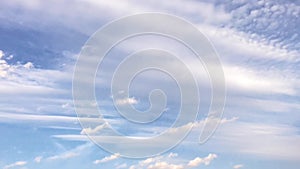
[116,163,127,169]
[0,112,78,124]
[52,134,89,142]
[47,152,79,161]
[212,121,300,160]
[3,161,27,169]
[45,143,92,162]
[224,64,297,95]
[80,122,108,135]
[53,117,239,154]
[0,0,299,168]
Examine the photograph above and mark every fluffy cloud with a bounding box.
[187,153,217,167]
[0,50,36,79]
[128,153,217,169]
[94,153,120,164]
[23,62,34,69]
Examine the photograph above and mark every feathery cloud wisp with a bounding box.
[3,161,27,169]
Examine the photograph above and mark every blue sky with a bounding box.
[0,0,299,169]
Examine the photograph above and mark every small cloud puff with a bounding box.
[187,153,217,167]
[233,164,244,169]
[94,153,120,164]
[34,156,43,163]
[23,62,34,69]
[115,97,138,105]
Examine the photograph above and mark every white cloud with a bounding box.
[116,163,127,169]
[3,161,27,169]
[61,102,71,109]
[23,62,34,69]
[187,153,217,167]
[0,1,298,168]
[0,112,78,124]
[115,97,138,105]
[220,117,239,124]
[223,65,297,95]
[147,161,184,169]
[0,59,10,78]
[167,117,238,135]
[129,152,216,169]
[0,80,65,95]
[88,0,232,25]
[231,97,300,114]
[105,23,299,100]
[6,54,13,60]
[0,49,71,96]
[188,23,300,100]
[168,152,178,158]
[193,25,299,97]
[47,152,79,161]
[138,156,163,167]
[0,64,69,95]
[0,50,4,59]
[233,164,244,169]
[0,52,108,130]
[141,0,231,25]
[34,156,43,163]
[94,153,120,164]
[0,0,232,36]
[129,153,177,169]
[52,134,89,141]
[207,26,299,62]
[80,123,108,135]
[46,143,92,162]
[53,116,239,154]
[83,118,229,150]
[211,121,300,160]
